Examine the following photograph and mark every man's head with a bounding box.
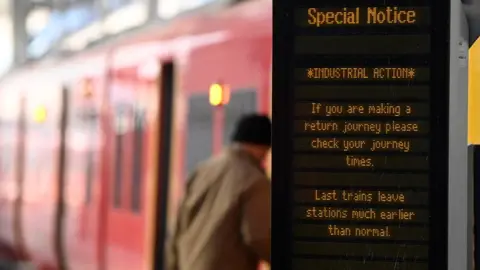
[232,114,271,162]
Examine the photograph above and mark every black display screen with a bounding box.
[272,0,450,269]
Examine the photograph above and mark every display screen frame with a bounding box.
[271,0,451,269]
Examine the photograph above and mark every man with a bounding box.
[166,114,271,270]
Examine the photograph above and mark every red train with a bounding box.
[0,0,272,269]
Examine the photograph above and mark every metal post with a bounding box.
[10,0,30,65]
[449,1,472,269]
[148,0,158,21]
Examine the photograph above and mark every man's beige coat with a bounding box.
[166,146,271,270]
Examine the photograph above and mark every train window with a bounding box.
[113,107,129,208]
[223,90,257,145]
[131,107,146,212]
[78,105,101,205]
[185,94,213,177]
[113,133,124,208]
[84,149,94,205]
[81,108,99,205]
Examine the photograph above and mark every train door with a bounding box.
[103,74,147,270]
[58,78,102,270]
[152,61,175,270]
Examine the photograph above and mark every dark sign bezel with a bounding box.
[272,0,450,269]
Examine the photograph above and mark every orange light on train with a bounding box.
[209,83,230,106]
[33,105,47,123]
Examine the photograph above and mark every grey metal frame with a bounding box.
[449,1,472,269]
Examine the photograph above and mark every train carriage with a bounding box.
[0,0,272,269]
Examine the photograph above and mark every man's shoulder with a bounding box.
[195,149,269,185]
[199,149,248,169]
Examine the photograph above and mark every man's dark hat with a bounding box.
[232,114,271,146]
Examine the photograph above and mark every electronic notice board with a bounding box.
[272,0,450,269]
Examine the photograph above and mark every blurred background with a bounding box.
[2,0,241,73]
[0,0,12,76]
[0,0,272,269]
